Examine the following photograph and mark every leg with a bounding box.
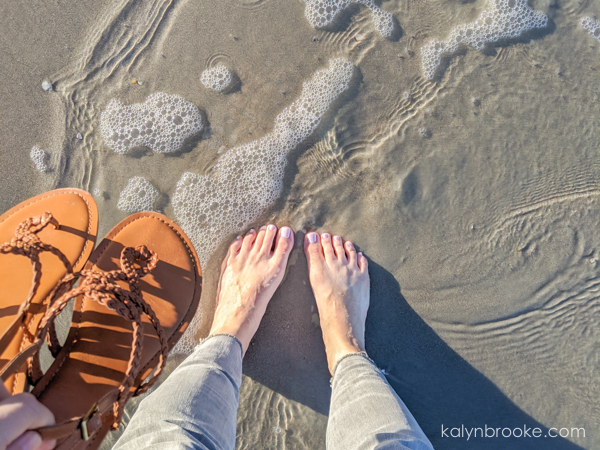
[114,225,294,450]
[304,232,433,450]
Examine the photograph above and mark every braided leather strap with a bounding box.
[33,245,170,429]
[0,212,71,379]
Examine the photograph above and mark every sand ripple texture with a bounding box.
[1,0,599,448]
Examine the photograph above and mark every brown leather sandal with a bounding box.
[1,212,202,449]
[0,189,98,394]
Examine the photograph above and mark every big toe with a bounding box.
[304,232,325,269]
[273,226,294,262]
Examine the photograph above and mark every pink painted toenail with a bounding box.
[249,229,255,233]
[236,236,242,240]
[308,233,317,243]
[347,241,353,248]
[268,224,277,231]
[281,227,291,238]
[334,235,341,241]
[260,225,267,231]
[322,233,330,239]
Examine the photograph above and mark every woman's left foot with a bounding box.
[210,225,294,354]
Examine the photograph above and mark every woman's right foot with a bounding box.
[304,231,370,375]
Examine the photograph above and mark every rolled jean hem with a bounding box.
[330,351,374,385]
[198,333,243,358]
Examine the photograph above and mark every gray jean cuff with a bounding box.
[199,333,243,358]
[330,351,374,386]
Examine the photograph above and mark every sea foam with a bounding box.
[117,176,159,213]
[30,146,48,172]
[420,0,548,80]
[302,0,394,38]
[171,57,354,353]
[580,16,600,43]
[100,92,203,154]
[200,65,234,92]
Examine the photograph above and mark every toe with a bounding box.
[228,235,243,258]
[304,232,324,268]
[273,226,294,261]
[253,226,267,252]
[320,233,336,263]
[261,224,278,255]
[357,251,369,273]
[345,240,357,266]
[332,236,347,263]
[240,229,257,254]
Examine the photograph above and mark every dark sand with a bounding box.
[1,0,598,448]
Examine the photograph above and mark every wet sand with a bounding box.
[1,0,599,448]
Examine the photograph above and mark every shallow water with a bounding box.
[0,0,598,448]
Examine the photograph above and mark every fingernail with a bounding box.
[322,233,330,240]
[281,227,291,238]
[308,232,317,243]
[334,235,341,241]
[268,224,277,231]
[260,225,267,231]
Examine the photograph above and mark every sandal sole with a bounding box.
[0,189,98,394]
[32,212,202,449]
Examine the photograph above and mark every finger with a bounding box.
[7,431,53,450]
[0,393,55,449]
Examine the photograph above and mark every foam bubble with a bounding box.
[117,176,159,213]
[580,16,600,43]
[171,58,354,353]
[100,92,203,154]
[30,146,48,172]
[420,0,548,80]
[200,65,234,92]
[302,0,394,38]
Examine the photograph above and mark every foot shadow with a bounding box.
[244,247,584,449]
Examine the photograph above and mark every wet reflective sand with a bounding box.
[0,0,598,448]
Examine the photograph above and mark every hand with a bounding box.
[0,382,56,450]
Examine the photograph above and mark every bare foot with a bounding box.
[209,225,294,354]
[304,232,370,375]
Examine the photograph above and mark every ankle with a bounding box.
[326,341,365,375]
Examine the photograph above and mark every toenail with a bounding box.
[334,235,341,241]
[322,233,330,240]
[347,241,353,248]
[359,252,363,256]
[308,233,317,243]
[260,225,267,231]
[249,229,255,233]
[268,224,277,231]
[236,235,242,240]
[281,227,291,238]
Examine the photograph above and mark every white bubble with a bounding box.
[100,92,203,154]
[200,65,234,92]
[302,0,394,38]
[116,176,159,213]
[30,146,48,172]
[580,16,600,43]
[171,58,354,354]
[420,0,548,80]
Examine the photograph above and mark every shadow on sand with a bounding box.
[244,237,583,449]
